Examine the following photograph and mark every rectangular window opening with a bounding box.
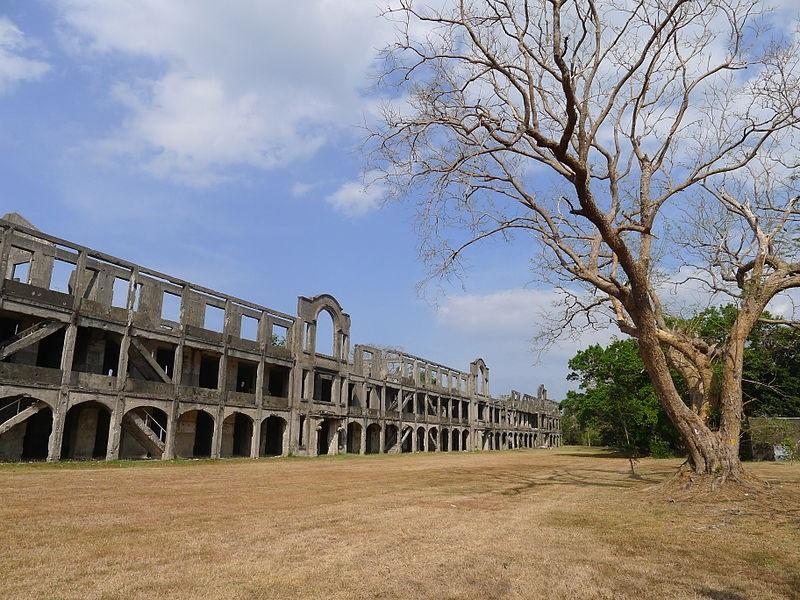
[198,354,220,389]
[50,259,75,294]
[236,360,257,393]
[155,347,175,377]
[204,304,225,332]
[272,323,288,348]
[161,291,182,322]
[10,258,31,283]
[111,277,130,308]
[267,365,290,398]
[240,315,259,341]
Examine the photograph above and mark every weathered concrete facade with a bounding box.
[0,213,561,462]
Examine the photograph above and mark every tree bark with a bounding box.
[633,308,744,483]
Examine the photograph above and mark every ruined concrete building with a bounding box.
[0,213,562,461]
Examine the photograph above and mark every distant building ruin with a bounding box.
[0,213,561,461]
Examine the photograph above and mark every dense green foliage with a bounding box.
[561,339,679,457]
[562,306,800,456]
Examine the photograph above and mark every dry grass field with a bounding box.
[1,447,798,600]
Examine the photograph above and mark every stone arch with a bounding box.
[416,426,426,452]
[298,294,351,360]
[261,415,287,456]
[401,425,413,453]
[462,429,469,451]
[221,411,253,458]
[451,428,460,451]
[495,432,501,449]
[315,308,336,357]
[441,427,449,452]
[120,404,169,459]
[470,358,489,397]
[175,408,215,458]
[346,421,363,454]
[384,423,399,453]
[61,400,112,460]
[0,395,53,461]
[427,427,438,452]
[365,423,381,454]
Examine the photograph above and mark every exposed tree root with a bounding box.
[646,461,771,502]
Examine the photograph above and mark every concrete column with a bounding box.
[330,423,341,455]
[359,422,366,454]
[105,397,125,460]
[211,406,224,459]
[250,413,262,458]
[378,424,385,454]
[311,419,320,456]
[46,322,79,461]
[163,405,178,460]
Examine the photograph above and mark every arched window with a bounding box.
[315,309,335,356]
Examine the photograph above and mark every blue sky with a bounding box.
[0,0,621,399]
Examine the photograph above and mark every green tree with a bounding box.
[564,340,679,464]
[668,306,800,418]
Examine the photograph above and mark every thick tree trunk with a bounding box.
[633,313,745,484]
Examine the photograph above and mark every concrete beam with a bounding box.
[0,321,64,361]
[0,401,46,436]
[129,337,172,384]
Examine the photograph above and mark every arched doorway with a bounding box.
[384,424,398,453]
[61,401,112,460]
[346,421,362,454]
[441,428,449,452]
[401,425,413,453]
[365,423,381,454]
[451,428,459,451]
[416,427,425,452]
[427,427,438,452]
[261,415,286,456]
[0,397,52,461]
[175,409,214,458]
[221,412,253,458]
[121,406,168,459]
[462,429,469,451]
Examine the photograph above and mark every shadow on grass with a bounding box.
[556,451,628,459]
[698,587,749,600]
[431,463,670,498]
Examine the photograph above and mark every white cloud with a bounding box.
[437,288,548,336]
[325,171,386,217]
[291,182,317,198]
[0,17,50,94]
[434,287,617,399]
[57,0,395,184]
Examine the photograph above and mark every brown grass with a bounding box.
[1,447,798,600]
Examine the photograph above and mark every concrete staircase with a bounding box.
[122,410,166,458]
[0,397,47,436]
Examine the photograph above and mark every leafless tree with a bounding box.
[369,0,800,486]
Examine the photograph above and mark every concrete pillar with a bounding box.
[47,322,78,461]
[163,406,177,460]
[250,412,262,458]
[211,406,224,459]
[378,424,385,454]
[105,398,125,460]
